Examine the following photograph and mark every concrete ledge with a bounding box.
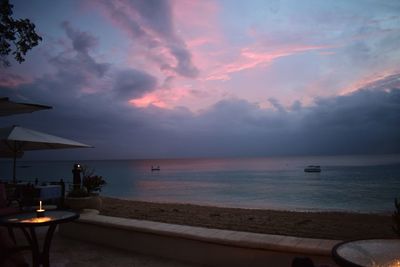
[59,211,340,267]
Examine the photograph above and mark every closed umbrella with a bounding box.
[0,125,92,183]
[0,97,52,117]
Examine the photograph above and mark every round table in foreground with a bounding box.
[332,239,400,267]
[0,210,79,267]
[0,210,79,226]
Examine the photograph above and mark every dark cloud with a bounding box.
[56,22,110,79]
[98,0,147,38]
[96,0,199,78]
[0,21,159,154]
[2,83,400,159]
[300,88,400,155]
[113,69,157,99]
[61,21,98,54]
[290,100,302,111]
[268,97,286,113]
[128,0,174,37]
[39,22,156,103]
[1,26,161,150]
[168,43,199,78]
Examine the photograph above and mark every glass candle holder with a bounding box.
[36,209,45,217]
[36,200,45,217]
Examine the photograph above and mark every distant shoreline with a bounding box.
[100,197,396,240]
[3,152,400,162]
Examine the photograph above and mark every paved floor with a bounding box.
[12,227,203,267]
[6,210,337,267]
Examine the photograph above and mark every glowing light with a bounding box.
[36,200,46,217]
[371,259,400,267]
[21,217,51,223]
[388,259,400,267]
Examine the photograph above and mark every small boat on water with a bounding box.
[304,165,321,172]
[151,165,160,171]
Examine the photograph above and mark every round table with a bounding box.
[332,239,400,267]
[0,210,79,267]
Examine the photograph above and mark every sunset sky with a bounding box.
[1,0,400,159]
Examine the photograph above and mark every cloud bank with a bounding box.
[2,54,399,159]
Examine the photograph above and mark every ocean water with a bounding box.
[1,154,400,213]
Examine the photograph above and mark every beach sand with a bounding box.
[100,197,396,240]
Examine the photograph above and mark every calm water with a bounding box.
[1,155,400,213]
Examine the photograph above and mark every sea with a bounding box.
[1,154,400,213]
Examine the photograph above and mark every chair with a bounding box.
[0,183,29,266]
[0,183,19,215]
[17,184,38,210]
[0,183,20,243]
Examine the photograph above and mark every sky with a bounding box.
[1,0,400,160]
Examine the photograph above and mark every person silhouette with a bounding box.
[292,257,315,267]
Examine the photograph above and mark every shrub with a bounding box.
[82,175,106,194]
[67,188,89,198]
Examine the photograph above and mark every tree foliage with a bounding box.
[0,0,42,67]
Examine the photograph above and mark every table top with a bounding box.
[332,239,400,267]
[0,210,79,227]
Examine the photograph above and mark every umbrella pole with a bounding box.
[13,153,16,183]
[13,141,17,183]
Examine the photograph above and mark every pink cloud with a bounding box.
[129,94,167,109]
[340,71,400,95]
[172,0,220,38]
[129,85,197,110]
[186,37,215,49]
[171,0,223,72]
[205,44,335,81]
[0,73,33,88]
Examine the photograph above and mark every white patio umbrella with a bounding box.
[0,125,92,183]
[0,97,52,117]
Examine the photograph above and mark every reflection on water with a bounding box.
[136,180,226,190]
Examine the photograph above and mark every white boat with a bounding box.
[304,165,321,172]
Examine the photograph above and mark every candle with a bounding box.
[36,200,45,217]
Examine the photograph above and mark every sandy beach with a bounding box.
[100,197,396,240]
